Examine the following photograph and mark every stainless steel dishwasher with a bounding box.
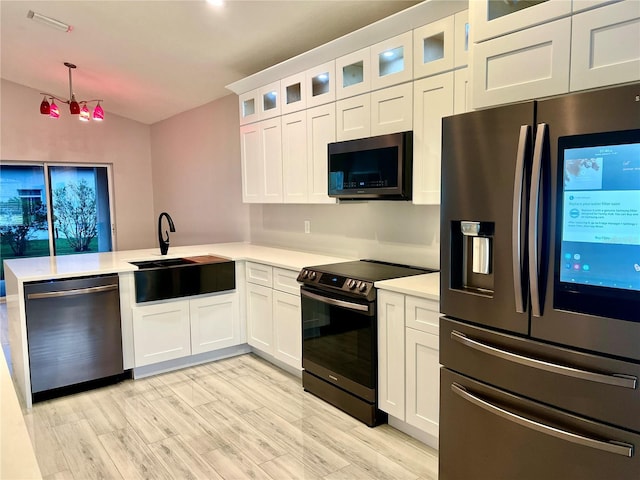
[24,274,124,398]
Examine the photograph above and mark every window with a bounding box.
[0,163,114,296]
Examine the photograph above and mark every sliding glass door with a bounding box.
[0,163,114,296]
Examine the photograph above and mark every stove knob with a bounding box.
[347,279,357,289]
[309,271,317,280]
[358,282,368,292]
[301,269,308,279]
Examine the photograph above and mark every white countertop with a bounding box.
[1,353,42,480]
[375,272,440,301]
[3,242,353,282]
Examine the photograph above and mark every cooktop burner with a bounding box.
[297,259,437,300]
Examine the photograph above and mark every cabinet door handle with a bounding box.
[451,383,634,458]
[451,330,637,389]
[27,284,118,300]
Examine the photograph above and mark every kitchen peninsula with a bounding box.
[4,242,351,409]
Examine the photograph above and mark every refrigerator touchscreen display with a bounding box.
[555,129,640,321]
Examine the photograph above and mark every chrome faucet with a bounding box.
[158,212,175,255]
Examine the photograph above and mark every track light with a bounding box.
[27,10,73,32]
[39,63,105,122]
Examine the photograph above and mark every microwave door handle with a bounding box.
[528,123,546,317]
[512,125,530,314]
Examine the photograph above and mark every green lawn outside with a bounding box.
[1,238,98,280]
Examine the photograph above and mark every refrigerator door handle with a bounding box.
[451,383,634,458]
[451,330,638,389]
[528,123,546,317]
[512,125,530,314]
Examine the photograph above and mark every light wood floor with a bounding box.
[22,354,438,480]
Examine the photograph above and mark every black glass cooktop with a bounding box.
[306,259,436,282]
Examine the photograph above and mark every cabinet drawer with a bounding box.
[440,317,640,434]
[273,267,300,295]
[246,262,273,287]
[405,295,439,335]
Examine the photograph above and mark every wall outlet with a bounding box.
[304,220,311,234]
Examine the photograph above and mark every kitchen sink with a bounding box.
[129,255,235,303]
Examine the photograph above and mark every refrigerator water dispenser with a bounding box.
[450,220,495,295]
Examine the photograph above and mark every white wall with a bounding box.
[250,202,440,269]
[0,79,155,251]
[149,95,250,246]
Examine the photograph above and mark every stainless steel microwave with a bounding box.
[328,131,413,200]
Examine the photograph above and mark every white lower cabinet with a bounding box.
[246,262,302,371]
[273,290,302,367]
[133,300,191,367]
[246,283,274,353]
[133,291,240,368]
[190,292,241,355]
[378,289,440,443]
[405,327,440,437]
[378,291,406,419]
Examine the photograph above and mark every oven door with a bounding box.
[300,285,376,401]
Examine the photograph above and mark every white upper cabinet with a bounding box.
[336,47,371,99]
[281,72,307,115]
[370,82,413,137]
[413,72,454,205]
[239,89,259,125]
[570,0,640,91]
[259,81,281,120]
[306,61,336,108]
[454,10,470,68]
[336,93,371,141]
[471,18,571,109]
[413,16,455,79]
[240,117,283,203]
[282,111,308,203]
[470,0,572,42]
[572,0,624,14]
[307,103,336,204]
[371,31,413,90]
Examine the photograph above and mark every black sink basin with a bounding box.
[129,256,235,303]
[130,257,196,270]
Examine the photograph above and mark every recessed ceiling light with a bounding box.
[206,0,224,6]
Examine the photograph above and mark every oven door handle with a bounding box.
[300,288,371,313]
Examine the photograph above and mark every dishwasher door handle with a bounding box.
[27,284,118,300]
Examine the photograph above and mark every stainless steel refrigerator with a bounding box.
[439,83,640,479]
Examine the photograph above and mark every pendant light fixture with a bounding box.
[39,62,105,122]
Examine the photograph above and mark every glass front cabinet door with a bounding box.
[413,15,455,80]
[336,47,371,100]
[371,31,413,90]
[470,0,571,42]
[306,61,336,108]
[259,81,281,120]
[239,89,260,125]
[281,72,307,115]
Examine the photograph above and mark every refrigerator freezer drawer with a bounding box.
[440,317,640,433]
[440,368,638,480]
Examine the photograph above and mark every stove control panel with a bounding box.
[297,269,374,299]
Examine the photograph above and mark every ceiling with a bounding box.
[0,0,420,125]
